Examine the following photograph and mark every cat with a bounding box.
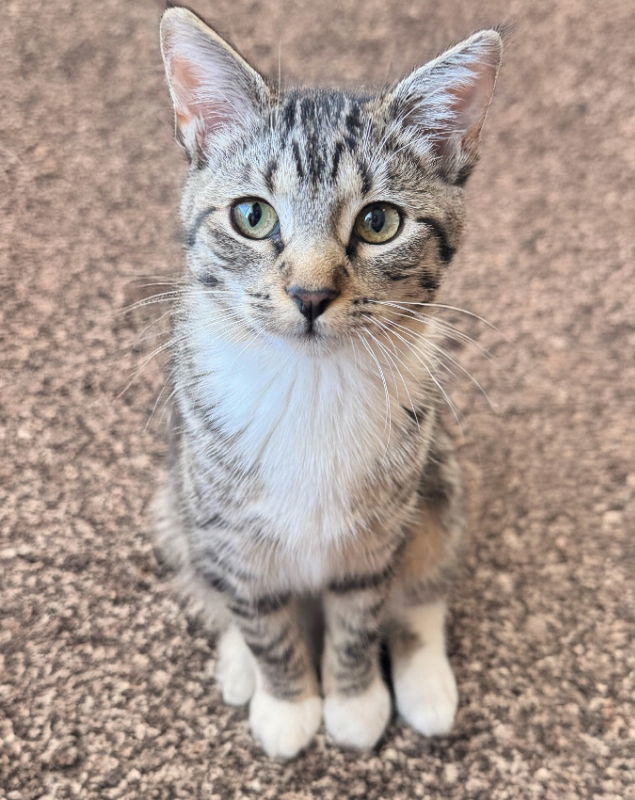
[154,5,502,759]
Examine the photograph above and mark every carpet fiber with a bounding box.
[1,0,633,797]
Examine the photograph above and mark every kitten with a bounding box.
[154,6,502,759]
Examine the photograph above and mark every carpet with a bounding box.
[1,0,633,797]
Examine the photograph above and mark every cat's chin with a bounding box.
[268,329,345,357]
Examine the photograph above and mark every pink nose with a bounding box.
[286,286,340,321]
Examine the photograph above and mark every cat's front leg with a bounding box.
[388,598,458,736]
[226,593,321,760]
[321,579,392,749]
[386,426,462,737]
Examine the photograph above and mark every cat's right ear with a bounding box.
[160,7,269,163]
[389,30,502,184]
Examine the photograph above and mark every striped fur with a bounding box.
[156,7,501,758]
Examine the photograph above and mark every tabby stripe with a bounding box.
[337,631,380,665]
[420,272,440,291]
[200,548,253,583]
[268,683,306,701]
[345,105,362,136]
[330,140,344,181]
[196,272,221,287]
[280,659,308,684]
[292,141,304,179]
[281,98,296,139]
[203,574,290,614]
[263,159,277,193]
[403,405,427,423]
[252,592,291,614]
[339,611,385,637]
[227,602,256,619]
[453,163,474,187]
[250,639,296,667]
[386,271,416,281]
[196,512,227,529]
[334,662,375,695]
[328,562,394,593]
[300,96,314,125]
[345,238,358,260]
[186,206,217,247]
[365,595,390,618]
[416,216,455,263]
[198,565,235,595]
[208,228,253,265]
[245,625,291,659]
[358,159,372,196]
[229,591,291,617]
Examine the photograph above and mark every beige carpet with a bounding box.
[1,0,633,797]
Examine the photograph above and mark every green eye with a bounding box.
[231,198,279,239]
[354,203,402,244]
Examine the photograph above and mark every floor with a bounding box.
[1,0,633,797]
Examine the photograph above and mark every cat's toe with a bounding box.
[249,690,322,760]
[393,648,458,736]
[215,626,255,706]
[324,675,391,750]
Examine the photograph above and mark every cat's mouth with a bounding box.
[254,312,345,352]
[296,326,328,344]
[277,322,343,354]
[282,316,331,341]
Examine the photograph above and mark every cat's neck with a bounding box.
[179,300,437,432]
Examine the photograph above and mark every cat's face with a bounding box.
[161,8,501,352]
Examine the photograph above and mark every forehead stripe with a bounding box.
[263,159,277,193]
[330,140,344,181]
[292,140,304,179]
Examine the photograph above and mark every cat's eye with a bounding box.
[231,198,279,239]
[354,203,402,244]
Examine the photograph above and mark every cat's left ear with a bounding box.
[390,30,502,184]
[160,7,269,163]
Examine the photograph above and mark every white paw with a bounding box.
[249,690,322,760]
[215,626,255,706]
[393,647,458,736]
[324,676,391,750]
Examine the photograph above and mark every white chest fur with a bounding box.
[191,321,404,557]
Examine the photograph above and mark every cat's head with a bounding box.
[160,7,501,353]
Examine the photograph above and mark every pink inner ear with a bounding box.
[171,56,199,127]
[447,60,497,141]
[171,53,237,137]
[172,56,198,93]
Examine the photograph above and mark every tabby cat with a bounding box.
[154,6,502,759]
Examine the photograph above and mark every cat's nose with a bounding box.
[286,286,340,321]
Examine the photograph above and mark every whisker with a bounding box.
[373,299,502,334]
[144,380,170,432]
[119,284,239,317]
[375,305,493,358]
[363,326,402,401]
[130,308,176,347]
[365,317,421,430]
[376,314,496,413]
[357,332,393,445]
[118,290,185,315]
[117,334,188,401]
[362,314,463,430]
[156,383,180,428]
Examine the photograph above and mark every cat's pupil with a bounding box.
[248,202,262,228]
[369,207,385,232]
